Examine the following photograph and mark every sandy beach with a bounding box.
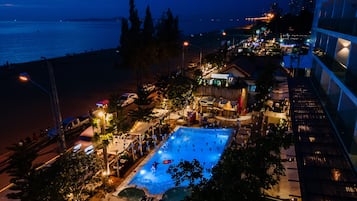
[0,26,249,155]
[0,49,152,154]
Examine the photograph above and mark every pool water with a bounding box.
[128,127,233,195]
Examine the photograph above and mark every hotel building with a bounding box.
[310,0,357,167]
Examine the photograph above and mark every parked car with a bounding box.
[47,116,90,138]
[64,116,90,131]
[119,93,138,107]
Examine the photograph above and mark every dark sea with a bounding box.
[0,20,121,66]
[0,19,245,66]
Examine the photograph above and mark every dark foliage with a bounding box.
[6,142,38,200]
[167,121,293,201]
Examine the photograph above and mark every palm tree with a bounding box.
[92,107,113,176]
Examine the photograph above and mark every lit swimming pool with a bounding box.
[128,127,233,195]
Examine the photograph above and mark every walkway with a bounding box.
[289,77,357,200]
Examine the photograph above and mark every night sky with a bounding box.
[0,0,290,21]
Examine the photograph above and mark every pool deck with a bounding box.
[95,113,246,201]
[112,128,175,201]
[111,125,234,201]
[96,108,299,201]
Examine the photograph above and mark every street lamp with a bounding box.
[19,58,66,152]
[183,41,203,70]
[182,41,189,75]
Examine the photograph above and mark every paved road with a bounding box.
[0,49,138,155]
[0,49,138,200]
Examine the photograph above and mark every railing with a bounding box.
[318,18,357,36]
[313,49,357,96]
[314,49,345,72]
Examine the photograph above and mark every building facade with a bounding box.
[310,0,357,167]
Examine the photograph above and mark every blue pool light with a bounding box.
[128,127,232,195]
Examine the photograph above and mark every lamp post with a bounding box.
[183,41,203,72]
[182,41,189,75]
[19,58,66,152]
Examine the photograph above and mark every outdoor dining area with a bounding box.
[196,96,252,127]
[105,109,172,176]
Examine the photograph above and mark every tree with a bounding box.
[138,6,157,81]
[30,151,102,201]
[6,142,38,200]
[254,60,278,111]
[130,4,153,86]
[119,1,158,86]
[119,0,142,83]
[107,93,131,133]
[50,151,102,200]
[143,6,154,44]
[119,1,181,79]
[129,86,155,122]
[156,8,181,74]
[170,121,293,201]
[167,159,206,188]
[204,52,225,68]
[93,108,113,176]
[128,0,141,34]
[119,17,130,67]
[135,86,155,107]
[8,150,102,201]
[161,74,197,111]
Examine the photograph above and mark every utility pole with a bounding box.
[19,58,66,153]
[43,58,67,152]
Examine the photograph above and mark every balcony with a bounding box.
[318,18,357,36]
[313,49,357,96]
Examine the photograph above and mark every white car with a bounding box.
[119,93,138,107]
